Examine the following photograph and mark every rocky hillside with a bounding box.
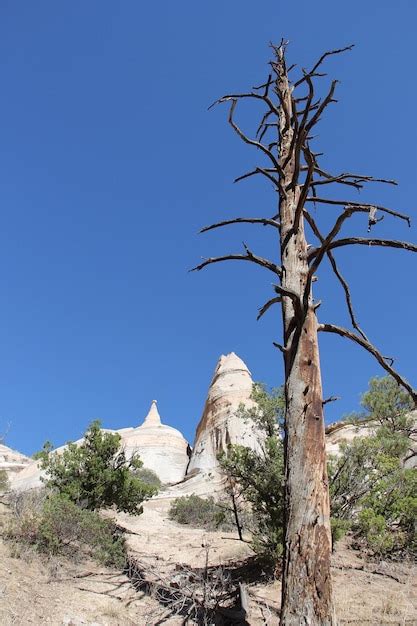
[7,351,381,495]
[0,495,416,625]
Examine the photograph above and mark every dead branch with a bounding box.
[273,341,287,353]
[191,245,282,277]
[252,73,274,95]
[318,323,417,404]
[310,171,397,190]
[326,237,417,254]
[304,80,339,132]
[294,45,354,88]
[200,217,280,233]
[326,257,367,338]
[293,145,314,231]
[234,166,280,187]
[297,102,320,117]
[310,170,364,190]
[257,296,282,320]
[209,90,279,117]
[124,552,246,624]
[258,122,279,143]
[297,73,315,133]
[303,210,373,341]
[322,396,340,406]
[227,99,284,176]
[272,282,302,312]
[330,563,406,584]
[305,196,411,225]
[305,207,355,298]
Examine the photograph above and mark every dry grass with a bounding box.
[331,547,416,625]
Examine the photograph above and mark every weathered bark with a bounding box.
[277,48,335,624]
[280,310,334,624]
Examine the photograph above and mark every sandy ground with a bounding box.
[0,497,416,625]
[120,498,417,625]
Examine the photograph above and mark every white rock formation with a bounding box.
[0,443,31,481]
[325,411,417,467]
[11,352,416,496]
[187,352,261,475]
[10,401,190,491]
[325,421,373,457]
[9,458,44,491]
[121,400,190,484]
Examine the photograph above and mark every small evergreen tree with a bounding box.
[32,440,53,460]
[40,420,156,514]
[221,378,416,560]
[219,384,285,560]
[329,377,417,556]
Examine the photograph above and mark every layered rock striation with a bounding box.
[122,401,190,483]
[0,443,31,481]
[10,401,190,491]
[187,352,261,475]
[11,351,409,496]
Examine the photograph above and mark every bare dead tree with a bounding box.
[192,41,417,625]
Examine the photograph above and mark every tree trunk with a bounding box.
[277,49,335,625]
[280,307,335,624]
[229,479,244,541]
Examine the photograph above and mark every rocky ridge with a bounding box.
[6,352,394,493]
[9,400,190,491]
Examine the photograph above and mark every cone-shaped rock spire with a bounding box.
[121,399,190,483]
[142,400,162,427]
[187,352,262,475]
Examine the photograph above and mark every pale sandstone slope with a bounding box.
[122,400,190,483]
[0,443,31,482]
[10,351,415,495]
[10,400,190,491]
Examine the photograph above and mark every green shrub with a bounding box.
[357,509,395,555]
[135,467,162,489]
[330,518,351,547]
[168,494,232,531]
[6,491,126,568]
[40,420,156,514]
[219,377,416,561]
[32,440,53,460]
[218,383,285,561]
[329,376,417,557]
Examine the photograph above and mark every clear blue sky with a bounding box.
[0,1,416,455]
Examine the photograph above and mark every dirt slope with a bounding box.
[0,498,416,625]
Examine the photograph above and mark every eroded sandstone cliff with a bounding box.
[10,352,414,494]
[187,352,262,475]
